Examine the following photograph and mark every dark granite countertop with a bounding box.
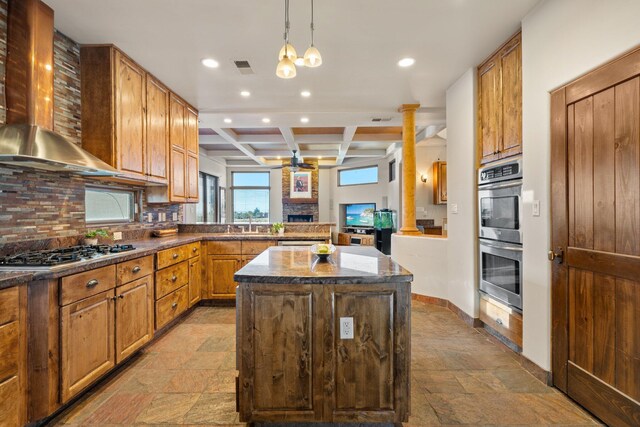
[234,246,413,285]
[0,232,330,289]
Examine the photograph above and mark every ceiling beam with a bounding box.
[278,127,299,153]
[337,126,357,165]
[344,149,387,157]
[212,127,266,165]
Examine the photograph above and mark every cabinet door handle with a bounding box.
[132,266,141,273]
[86,279,99,288]
[119,294,124,299]
[192,247,198,252]
[110,295,117,301]
[171,302,178,309]
[172,253,179,259]
[171,275,178,282]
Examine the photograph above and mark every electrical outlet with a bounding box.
[160,212,166,222]
[533,200,540,217]
[451,203,458,214]
[172,212,178,221]
[112,231,123,241]
[340,317,354,340]
[147,213,153,222]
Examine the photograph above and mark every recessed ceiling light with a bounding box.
[300,90,311,97]
[300,117,309,123]
[224,118,232,124]
[398,57,415,67]
[262,118,271,123]
[240,90,251,97]
[201,58,219,68]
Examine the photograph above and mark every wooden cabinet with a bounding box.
[0,286,27,427]
[60,290,115,403]
[188,256,202,307]
[479,293,522,348]
[337,233,351,246]
[477,31,522,165]
[432,161,447,205]
[154,243,195,329]
[155,285,189,330]
[115,276,154,363]
[337,232,374,246]
[207,255,241,298]
[81,45,199,201]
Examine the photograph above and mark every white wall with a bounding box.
[415,144,448,226]
[392,234,448,298]
[318,169,331,222]
[445,68,478,318]
[520,0,640,371]
[183,154,227,223]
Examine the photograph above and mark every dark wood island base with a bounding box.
[235,246,413,424]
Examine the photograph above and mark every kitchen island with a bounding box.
[234,246,413,424]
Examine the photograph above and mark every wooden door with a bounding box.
[478,56,501,164]
[238,284,324,422]
[115,52,146,178]
[207,255,241,297]
[186,153,199,202]
[551,48,640,426]
[432,161,447,205]
[145,76,169,184]
[185,107,199,202]
[499,34,522,157]
[60,290,115,403]
[170,147,186,202]
[188,256,202,307]
[115,277,154,363]
[169,94,186,150]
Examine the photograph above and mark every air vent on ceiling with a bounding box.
[371,117,392,122]
[234,60,254,75]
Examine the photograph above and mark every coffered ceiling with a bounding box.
[44,0,538,166]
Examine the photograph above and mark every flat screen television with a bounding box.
[345,203,376,228]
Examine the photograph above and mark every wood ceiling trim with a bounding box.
[355,126,402,134]
[292,127,345,135]
[231,127,281,135]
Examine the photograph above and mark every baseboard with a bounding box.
[411,292,552,386]
[199,298,237,307]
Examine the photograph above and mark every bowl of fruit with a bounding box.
[310,243,336,261]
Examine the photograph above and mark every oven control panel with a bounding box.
[479,157,522,185]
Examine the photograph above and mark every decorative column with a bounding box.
[398,103,421,235]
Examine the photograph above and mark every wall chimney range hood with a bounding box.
[0,0,119,176]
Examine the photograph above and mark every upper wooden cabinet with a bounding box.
[81,45,199,202]
[432,161,447,205]
[477,32,522,165]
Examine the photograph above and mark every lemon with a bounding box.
[317,245,330,254]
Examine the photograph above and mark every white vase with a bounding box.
[84,238,98,246]
[278,228,285,236]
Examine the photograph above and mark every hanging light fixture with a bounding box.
[276,0,297,78]
[303,0,322,67]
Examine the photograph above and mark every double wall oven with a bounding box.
[478,157,523,312]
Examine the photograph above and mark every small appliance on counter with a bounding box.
[374,209,396,255]
[0,244,136,270]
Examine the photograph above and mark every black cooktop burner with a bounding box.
[0,244,136,267]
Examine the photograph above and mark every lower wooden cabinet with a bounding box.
[115,276,154,363]
[241,255,255,267]
[155,285,189,330]
[479,293,522,347]
[0,285,27,427]
[207,255,241,298]
[188,255,202,307]
[60,290,116,403]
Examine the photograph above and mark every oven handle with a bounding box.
[478,180,522,191]
[480,240,523,252]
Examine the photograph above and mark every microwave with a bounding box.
[478,157,523,245]
[479,238,523,312]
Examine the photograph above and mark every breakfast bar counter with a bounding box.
[235,246,413,424]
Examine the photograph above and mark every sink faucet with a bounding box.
[248,215,253,233]
[227,225,231,234]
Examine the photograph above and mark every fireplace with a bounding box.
[288,214,313,223]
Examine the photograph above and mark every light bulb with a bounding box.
[294,57,305,66]
[276,57,297,79]
[278,43,297,61]
[303,45,322,67]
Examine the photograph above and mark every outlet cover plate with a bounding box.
[340,317,354,339]
[112,231,123,241]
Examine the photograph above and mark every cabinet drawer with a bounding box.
[208,240,241,255]
[117,255,154,286]
[0,287,19,325]
[0,376,20,427]
[60,265,116,306]
[157,245,189,269]
[155,260,188,299]
[479,295,522,347]
[242,240,275,255]
[0,321,19,382]
[187,242,201,258]
[155,285,189,330]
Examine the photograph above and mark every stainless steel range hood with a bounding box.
[0,124,120,176]
[0,0,119,176]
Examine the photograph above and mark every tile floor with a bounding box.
[50,301,600,426]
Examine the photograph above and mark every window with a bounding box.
[338,165,379,186]
[231,172,270,223]
[85,187,136,223]
[196,172,219,222]
[389,159,396,182]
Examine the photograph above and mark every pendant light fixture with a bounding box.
[303,0,322,67]
[276,0,297,79]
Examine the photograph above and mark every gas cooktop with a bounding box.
[0,244,136,268]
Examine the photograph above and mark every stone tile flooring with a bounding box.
[50,301,600,426]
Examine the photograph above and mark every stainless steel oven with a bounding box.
[478,157,522,244]
[479,238,523,312]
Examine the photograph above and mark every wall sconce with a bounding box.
[420,173,427,183]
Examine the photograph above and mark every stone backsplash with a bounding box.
[178,222,333,234]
